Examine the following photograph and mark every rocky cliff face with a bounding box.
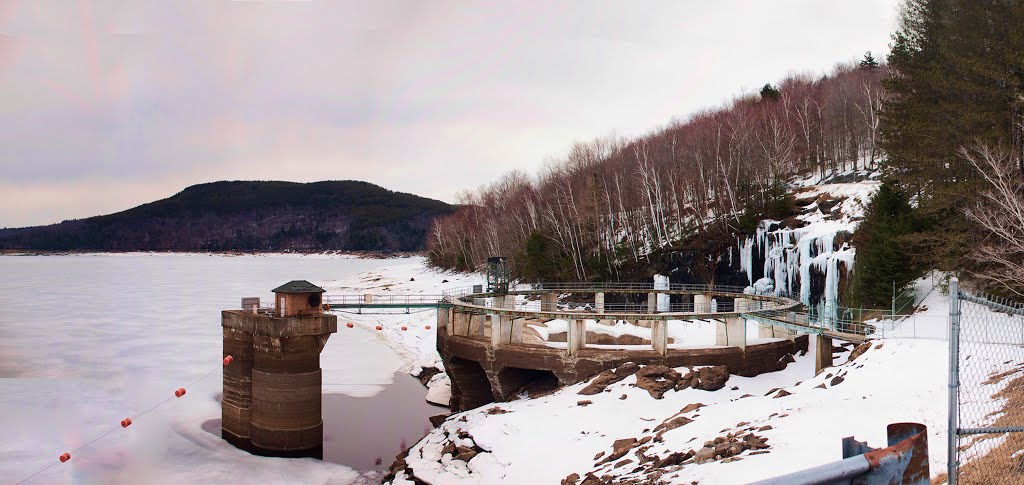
[651,171,879,307]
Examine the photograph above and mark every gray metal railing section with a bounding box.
[440,285,802,316]
[437,284,899,341]
[752,422,929,485]
[323,294,445,306]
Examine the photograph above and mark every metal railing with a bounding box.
[753,422,930,484]
[441,285,801,316]
[323,294,444,307]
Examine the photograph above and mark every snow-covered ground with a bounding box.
[4,252,1018,484]
[390,285,1022,484]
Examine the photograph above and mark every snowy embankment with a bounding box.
[316,258,484,404]
[388,284,1023,484]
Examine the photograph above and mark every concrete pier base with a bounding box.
[568,319,587,355]
[758,324,797,341]
[651,320,669,355]
[815,334,833,374]
[695,294,710,313]
[595,292,605,313]
[470,314,486,337]
[221,308,337,459]
[541,293,558,312]
[647,293,657,313]
[453,311,472,336]
[439,306,452,335]
[734,297,748,313]
[715,317,746,349]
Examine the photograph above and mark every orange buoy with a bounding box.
[121,418,133,428]
[223,355,233,366]
[174,388,187,398]
[425,326,431,330]
[375,325,383,331]
[401,326,408,331]
[59,452,71,463]
[346,322,354,328]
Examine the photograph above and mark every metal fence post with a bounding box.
[948,277,960,485]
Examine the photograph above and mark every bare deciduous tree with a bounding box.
[962,143,1024,296]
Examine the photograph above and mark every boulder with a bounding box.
[454,447,478,462]
[696,366,729,391]
[578,370,622,395]
[653,416,693,434]
[680,402,704,414]
[653,450,693,468]
[634,365,682,399]
[578,363,641,395]
[429,414,449,427]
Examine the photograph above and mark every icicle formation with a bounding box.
[737,220,854,305]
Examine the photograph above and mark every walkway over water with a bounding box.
[324,283,872,344]
[324,283,885,411]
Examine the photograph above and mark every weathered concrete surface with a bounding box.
[715,317,746,349]
[815,334,833,374]
[438,329,809,412]
[694,294,710,313]
[567,319,587,355]
[221,325,254,450]
[541,293,558,311]
[758,324,797,341]
[221,310,336,459]
[651,321,668,356]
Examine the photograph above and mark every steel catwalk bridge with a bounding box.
[322,283,882,342]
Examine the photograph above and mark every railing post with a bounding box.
[948,277,960,485]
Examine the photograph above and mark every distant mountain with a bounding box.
[0,180,456,252]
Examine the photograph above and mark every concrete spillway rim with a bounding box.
[442,287,803,322]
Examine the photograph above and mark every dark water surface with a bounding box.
[323,374,447,471]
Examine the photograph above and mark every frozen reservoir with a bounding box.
[0,253,443,484]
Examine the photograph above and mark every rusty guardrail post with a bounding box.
[751,422,929,485]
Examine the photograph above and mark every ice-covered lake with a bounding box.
[0,253,444,484]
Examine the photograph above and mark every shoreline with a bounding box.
[0,249,426,259]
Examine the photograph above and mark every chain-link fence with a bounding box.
[949,278,1024,484]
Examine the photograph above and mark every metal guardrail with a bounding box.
[752,422,929,485]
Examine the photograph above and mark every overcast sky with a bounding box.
[0,0,901,228]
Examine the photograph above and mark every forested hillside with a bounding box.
[429,0,1024,300]
[863,0,1024,298]
[427,60,887,282]
[0,181,455,252]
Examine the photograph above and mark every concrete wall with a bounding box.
[221,310,336,458]
[438,328,809,412]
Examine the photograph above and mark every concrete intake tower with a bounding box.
[221,280,337,458]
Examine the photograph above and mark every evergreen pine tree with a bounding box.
[849,181,922,307]
[759,83,781,102]
[860,51,879,70]
[880,0,1024,271]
